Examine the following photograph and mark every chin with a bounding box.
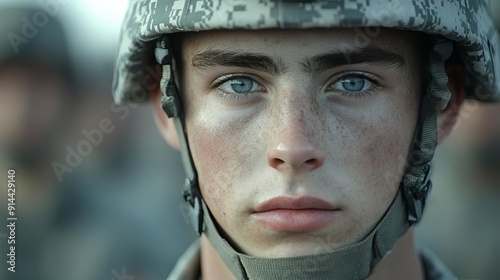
[247,236,347,258]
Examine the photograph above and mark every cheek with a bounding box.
[365,125,410,204]
[332,100,417,225]
[186,108,263,226]
[364,119,411,178]
[188,122,233,223]
[367,116,417,208]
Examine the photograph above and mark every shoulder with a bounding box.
[420,247,457,280]
[167,240,201,280]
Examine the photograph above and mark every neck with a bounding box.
[200,235,235,280]
[200,228,423,280]
[367,228,424,280]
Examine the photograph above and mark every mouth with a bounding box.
[251,196,340,232]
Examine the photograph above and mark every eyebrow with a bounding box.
[302,44,406,77]
[192,50,285,76]
[192,44,405,76]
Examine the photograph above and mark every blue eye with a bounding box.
[219,77,262,94]
[341,77,365,91]
[330,76,370,92]
[328,74,379,95]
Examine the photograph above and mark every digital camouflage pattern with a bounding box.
[113,0,500,104]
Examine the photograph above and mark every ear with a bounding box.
[437,62,466,144]
[152,87,181,150]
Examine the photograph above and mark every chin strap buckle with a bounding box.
[155,37,182,119]
[403,165,433,225]
[182,178,204,235]
[160,85,181,118]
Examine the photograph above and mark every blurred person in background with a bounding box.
[40,56,195,280]
[0,4,77,280]
[416,1,500,279]
[0,2,195,280]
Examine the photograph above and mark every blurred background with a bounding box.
[0,0,498,280]
[0,1,195,279]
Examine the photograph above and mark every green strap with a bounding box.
[203,190,409,280]
[161,63,203,234]
[403,40,453,223]
[160,66,196,181]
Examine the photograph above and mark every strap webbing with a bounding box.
[160,65,196,181]
[403,40,453,223]
[203,190,409,280]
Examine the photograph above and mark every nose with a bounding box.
[267,136,325,171]
[267,107,325,172]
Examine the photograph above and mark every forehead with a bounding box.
[178,28,421,59]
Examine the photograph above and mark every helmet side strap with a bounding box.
[403,39,453,224]
[155,36,204,235]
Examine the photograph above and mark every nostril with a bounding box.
[305,159,316,164]
[305,157,324,168]
[270,158,285,167]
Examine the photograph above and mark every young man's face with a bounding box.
[175,28,424,258]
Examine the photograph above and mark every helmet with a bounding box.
[112,1,500,279]
[113,1,499,104]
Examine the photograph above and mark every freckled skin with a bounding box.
[178,29,422,258]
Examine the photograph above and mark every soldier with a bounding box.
[112,1,500,279]
[0,5,74,168]
[0,5,75,280]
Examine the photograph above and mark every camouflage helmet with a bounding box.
[113,0,500,104]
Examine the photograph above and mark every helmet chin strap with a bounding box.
[203,189,408,280]
[155,36,453,279]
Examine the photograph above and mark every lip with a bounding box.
[252,196,340,232]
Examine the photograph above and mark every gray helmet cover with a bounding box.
[113,0,500,104]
